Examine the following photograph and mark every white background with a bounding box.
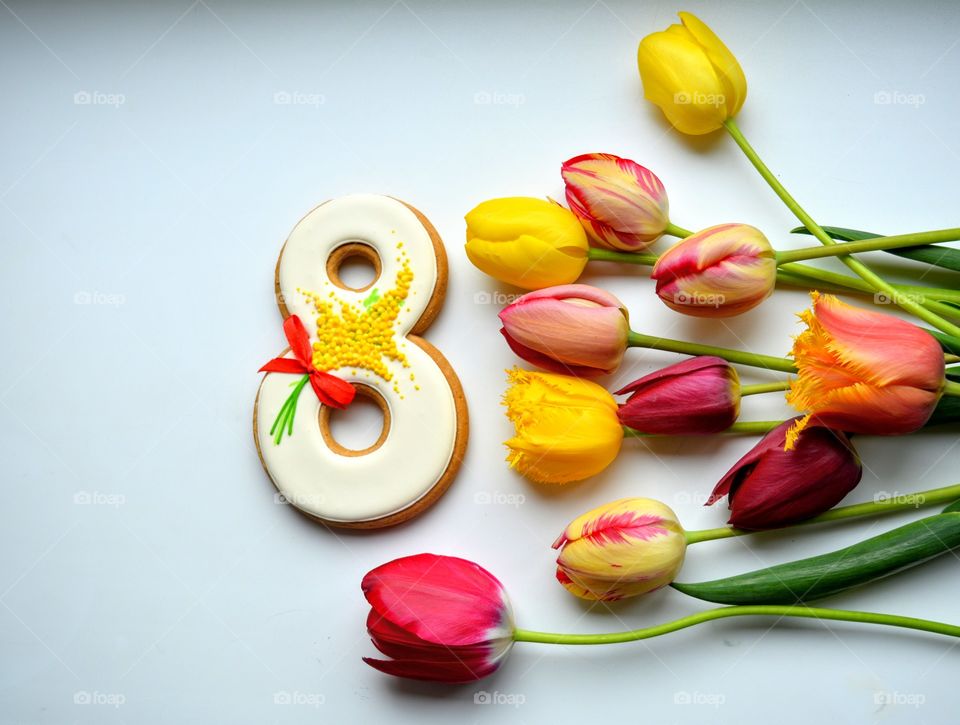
[2,0,960,723]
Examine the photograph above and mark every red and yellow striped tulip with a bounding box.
[553,498,687,601]
[651,223,776,317]
[561,153,670,251]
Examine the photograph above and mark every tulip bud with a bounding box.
[707,418,862,530]
[553,498,687,601]
[651,223,776,317]
[499,284,630,377]
[362,554,515,682]
[786,292,946,448]
[503,368,623,484]
[465,197,589,290]
[637,12,747,135]
[561,153,670,251]
[616,356,740,434]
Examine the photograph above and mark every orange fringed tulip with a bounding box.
[786,293,945,448]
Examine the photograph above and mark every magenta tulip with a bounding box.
[561,152,670,251]
[616,356,740,434]
[361,554,515,683]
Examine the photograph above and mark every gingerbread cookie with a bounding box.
[254,194,468,528]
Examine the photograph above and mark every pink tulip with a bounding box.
[499,284,630,377]
[616,356,740,434]
[707,418,862,530]
[361,554,515,683]
[562,153,670,251]
[651,223,777,317]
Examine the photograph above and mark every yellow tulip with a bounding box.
[553,497,687,601]
[503,368,623,484]
[637,12,746,135]
[465,197,589,290]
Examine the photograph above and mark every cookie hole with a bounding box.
[327,242,381,292]
[318,385,390,456]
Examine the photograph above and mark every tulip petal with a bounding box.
[503,368,623,483]
[362,554,512,647]
[552,498,686,600]
[678,12,747,116]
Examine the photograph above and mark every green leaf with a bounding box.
[927,329,960,356]
[942,500,960,514]
[927,394,960,427]
[791,225,960,273]
[672,513,960,604]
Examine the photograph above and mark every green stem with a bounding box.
[586,248,659,266]
[944,380,960,397]
[627,330,796,373]
[623,420,782,438]
[723,117,960,338]
[513,604,960,645]
[587,245,960,309]
[665,222,693,237]
[684,481,960,545]
[741,381,790,396]
[776,229,960,264]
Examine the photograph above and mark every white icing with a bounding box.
[256,194,459,523]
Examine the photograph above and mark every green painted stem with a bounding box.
[623,420,782,438]
[683,481,960,545]
[723,117,960,338]
[627,330,796,373]
[776,229,960,264]
[512,605,960,645]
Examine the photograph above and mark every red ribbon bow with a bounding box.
[259,315,356,409]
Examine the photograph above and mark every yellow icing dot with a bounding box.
[302,257,415,384]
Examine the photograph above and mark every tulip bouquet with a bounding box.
[358,10,960,685]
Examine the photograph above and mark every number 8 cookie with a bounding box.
[254,195,468,528]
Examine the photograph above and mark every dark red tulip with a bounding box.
[706,418,862,530]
